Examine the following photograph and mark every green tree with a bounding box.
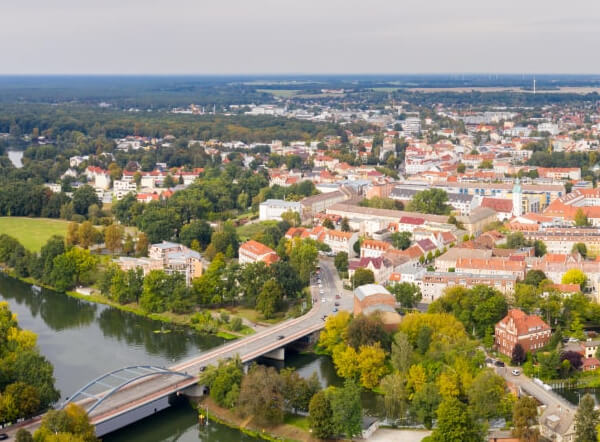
[334,251,349,273]
[380,372,408,421]
[288,238,318,285]
[407,189,451,215]
[34,403,97,442]
[72,185,101,216]
[575,393,598,442]
[341,217,351,232]
[104,224,123,254]
[351,268,375,287]
[575,208,590,227]
[572,242,587,258]
[136,232,149,256]
[467,370,507,420]
[346,314,389,350]
[562,268,586,289]
[523,270,547,287]
[430,397,484,442]
[256,279,282,319]
[410,382,441,429]
[391,331,413,374]
[78,221,97,249]
[179,220,213,250]
[391,231,412,250]
[238,365,284,426]
[330,379,362,438]
[457,162,466,173]
[322,218,335,229]
[512,396,540,442]
[309,390,336,439]
[15,429,33,442]
[389,282,422,308]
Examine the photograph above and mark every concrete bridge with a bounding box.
[6,259,350,439]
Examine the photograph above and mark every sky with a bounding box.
[2,0,600,75]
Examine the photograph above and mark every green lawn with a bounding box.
[284,413,310,431]
[236,220,278,241]
[0,217,70,251]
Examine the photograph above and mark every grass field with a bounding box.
[236,220,278,241]
[256,89,299,98]
[0,217,70,251]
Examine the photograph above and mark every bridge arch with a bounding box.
[62,365,193,414]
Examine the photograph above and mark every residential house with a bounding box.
[495,309,552,357]
[238,240,279,266]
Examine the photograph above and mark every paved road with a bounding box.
[493,363,576,411]
[3,259,352,439]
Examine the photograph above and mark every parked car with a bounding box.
[277,335,285,340]
[494,360,505,367]
[511,369,521,376]
[333,308,338,313]
[334,302,339,306]
[0,434,8,441]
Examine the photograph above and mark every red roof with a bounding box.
[481,197,513,213]
[497,309,550,336]
[400,216,425,225]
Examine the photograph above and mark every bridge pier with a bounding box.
[262,347,285,361]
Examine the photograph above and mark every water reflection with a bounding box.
[97,308,224,360]
[0,274,96,331]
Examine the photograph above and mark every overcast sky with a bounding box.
[2,0,599,74]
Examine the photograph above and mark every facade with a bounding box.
[323,230,359,255]
[420,271,517,302]
[360,239,392,258]
[353,284,402,331]
[238,240,279,266]
[455,257,526,279]
[495,309,551,357]
[259,199,302,221]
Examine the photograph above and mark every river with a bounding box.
[0,273,377,441]
[7,150,24,168]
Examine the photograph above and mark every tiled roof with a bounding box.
[498,309,550,336]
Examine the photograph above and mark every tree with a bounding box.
[15,429,33,442]
[322,218,335,229]
[163,174,176,188]
[347,314,389,350]
[199,357,243,408]
[416,325,433,354]
[572,242,587,258]
[512,396,540,442]
[34,403,97,442]
[407,188,451,215]
[430,397,484,442]
[280,368,320,412]
[389,282,422,308]
[575,393,598,442]
[341,217,350,232]
[330,379,362,438]
[334,251,349,273]
[281,210,301,227]
[238,365,284,426]
[457,162,466,173]
[575,208,590,227]
[332,345,360,380]
[319,311,351,354]
[104,224,123,253]
[562,268,587,289]
[380,372,407,421]
[410,382,441,429]
[309,390,336,439]
[534,240,547,257]
[357,344,387,389]
[288,238,318,285]
[467,370,509,420]
[72,185,101,216]
[391,331,413,374]
[136,232,149,256]
[256,279,282,319]
[179,220,213,250]
[512,343,527,365]
[391,231,412,250]
[523,270,547,287]
[351,268,375,287]
[66,222,79,246]
[78,221,97,249]
[561,350,583,371]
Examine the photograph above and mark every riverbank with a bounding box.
[197,397,321,442]
[2,269,248,341]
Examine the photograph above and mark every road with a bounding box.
[4,258,352,439]
[493,363,576,411]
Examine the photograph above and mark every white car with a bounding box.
[511,369,521,376]
[321,298,326,303]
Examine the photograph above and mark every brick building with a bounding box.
[495,309,551,357]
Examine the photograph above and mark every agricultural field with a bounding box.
[0,217,70,251]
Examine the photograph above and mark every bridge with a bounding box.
[6,258,351,439]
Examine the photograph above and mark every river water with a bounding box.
[0,274,376,441]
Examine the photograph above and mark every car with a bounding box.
[568,337,579,343]
[0,434,8,441]
[494,360,505,367]
[277,335,285,340]
[485,358,493,365]
[333,308,338,312]
[334,302,339,306]
[198,366,207,372]
[511,369,521,376]
[321,298,326,303]
[336,294,341,299]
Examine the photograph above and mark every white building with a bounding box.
[113,180,137,200]
[259,199,302,221]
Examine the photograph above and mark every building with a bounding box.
[539,404,576,442]
[495,309,551,357]
[117,241,202,286]
[259,199,302,221]
[323,230,359,255]
[349,257,393,284]
[238,240,279,266]
[353,284,402,331]
[361,239,392,258]
[456,257,526,279]
[420,271,517,302]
